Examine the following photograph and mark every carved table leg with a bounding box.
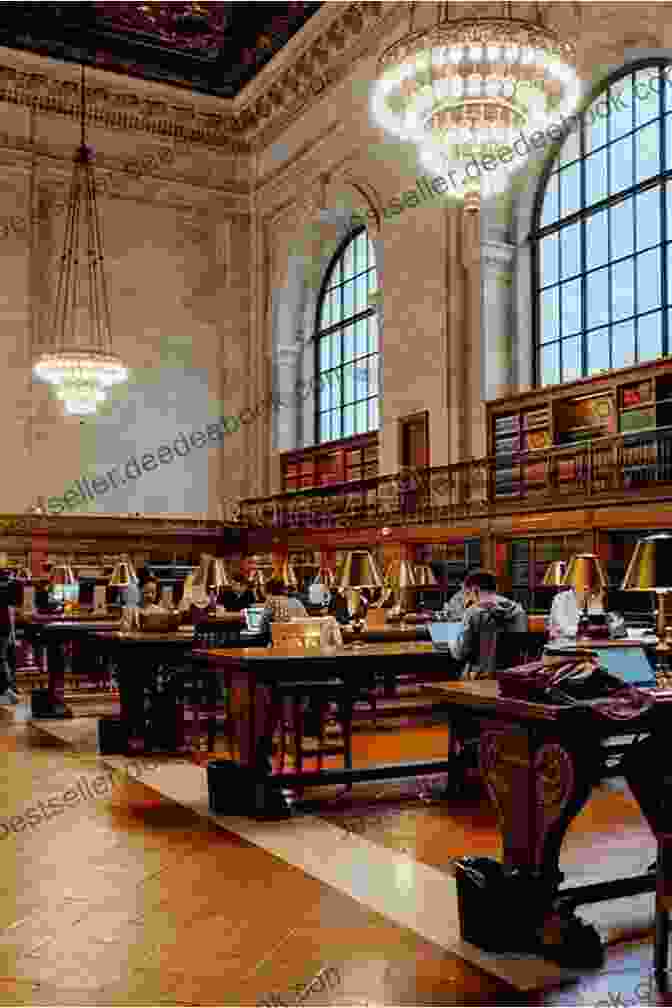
[477,723,604,966]
[31,633,73,718]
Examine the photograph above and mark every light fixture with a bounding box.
[542,561,567,586]
[370,2,579,201]
[108,556,138,588]
[414,564,439,587]
[563,553,608,637]
[280,560,298,590]
[50,560,78,603]
[32,64,127,415]
[384,558,416,615]
[622,534,672,641]
[336,549,384,627]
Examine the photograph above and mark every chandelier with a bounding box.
[33,65,127,416]
[370,2,579,200]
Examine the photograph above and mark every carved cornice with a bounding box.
[0,3,404,154]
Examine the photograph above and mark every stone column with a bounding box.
[481,238,516,403]
[275,344,301,453]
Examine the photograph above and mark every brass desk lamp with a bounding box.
[622,533,672,682]
[562,554,608,639]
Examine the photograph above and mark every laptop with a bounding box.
[428,622,462,653]
[242,606,266,633]
[593,645,657,687]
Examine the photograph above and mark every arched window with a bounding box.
[533,61,672,387]
[314,226,379,443]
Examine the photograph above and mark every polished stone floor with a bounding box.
[0,710,670,1006]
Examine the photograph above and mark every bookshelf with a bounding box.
[282,433,379,493]
[487,358,672,497]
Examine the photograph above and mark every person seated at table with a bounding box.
[139,577,162,610]
[445,566,481,621]
[449,570,527,679]
[221,576,257,612]
[548,585,606,640]
[263,578,308,623]
[328,588,351,625]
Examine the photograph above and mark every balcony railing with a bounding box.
[239,425,672,530]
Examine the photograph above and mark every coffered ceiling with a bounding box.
[0,2,322,98]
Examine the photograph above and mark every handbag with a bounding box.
[497,655,653,722]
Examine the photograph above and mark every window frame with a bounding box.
[531,58,672,388]
[313,225,379,445]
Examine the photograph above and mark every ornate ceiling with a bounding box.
[0,2,322,97]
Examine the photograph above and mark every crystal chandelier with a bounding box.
[370,2,579,200]
[33,65,127,416]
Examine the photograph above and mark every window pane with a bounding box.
[319,337,330,371]
[664,66,672,113]
[355,318,368,358]
[586,208,608,269]
[587,326,610,375]
[611,258,635,320]
[609,76,634,140]
[319,413,330,442]
[354,360,368,399]
[355,401,368,434]
[540,288,560,342]
[586,268,609,328]
[330,409,342,442]
[355,274,368,313]
[610,134,634,195]
[668,243,672,306]
[585,148,608,205]
[635,185,660,251]
[331,371,341,408]
[369,398,379,431]
[560,223,580,279]
[540,173,559,227]
[368,236,376,266]
[559,161,580,217]
[331,330,342,368]
[612,319,636,370]
[634,122,660,184]
[540,233,559,286]
[561,278,582,335]
[368,314,379,354]
[637,310,662,362]
[562,335,581,382]
[354,232,368,273]
[328,258,342,290]
[343,362,355,405]
[343,323,355,361]
[667,114,672,171]
[320,374,332,411]
[637,247,661,312]
[610,197,634,260]
[585,97,608,153]
[343,405,354,438]
[343,239,355,278]
[330,288,341,324]
[343,279,355,318]
[320,297,331,330]
[635,68,659,126]
[540,342,560,386]
[368,268,378,297]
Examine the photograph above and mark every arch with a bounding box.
[530,58,672,387]
[313,225,379,444]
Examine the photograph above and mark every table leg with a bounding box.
[476,724,604,966]
[31,635,73,718]
[117,660,147,754]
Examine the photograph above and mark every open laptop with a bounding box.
[593,645,657,687]
[429,622,462,653]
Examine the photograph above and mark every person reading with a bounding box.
[448,570,527,679]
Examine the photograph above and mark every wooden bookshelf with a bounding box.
[281,433,379,493]
[487,358,672,498]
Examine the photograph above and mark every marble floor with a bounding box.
[0,708,670,1006]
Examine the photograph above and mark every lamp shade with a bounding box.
[414,564,439,587]
[51,562,77,587]
[563,554,608,594]
[622,534,672,591]
[194,554,229,591]
[384,559,416,590]
[336,550,383,589]
[543,561,568,587]
[281,561,298,590]
[314,567,335,588]
[108,558,137,588]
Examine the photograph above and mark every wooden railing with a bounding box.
[239,426,672,530]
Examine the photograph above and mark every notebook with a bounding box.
[429,622,462,653]
[593,645,657,687]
